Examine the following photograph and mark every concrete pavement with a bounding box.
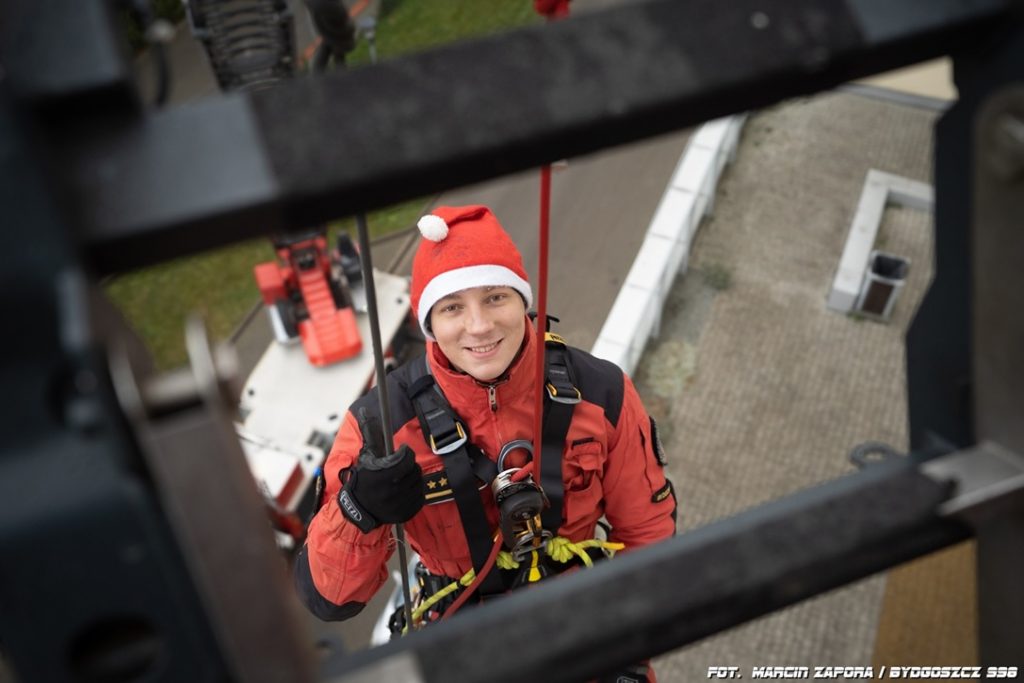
[636,91,974,678]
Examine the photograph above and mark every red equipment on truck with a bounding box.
[253,229,364,366]
[239,227,415,550]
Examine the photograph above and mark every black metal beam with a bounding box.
[0,0,137,109]
[330,455,969,683]
[45,0,1009,274]
[0,87,230,683]
[969,28,1024,662]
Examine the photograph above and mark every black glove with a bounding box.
[338,409,424,533]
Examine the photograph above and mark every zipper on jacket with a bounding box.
[478,376,508,413]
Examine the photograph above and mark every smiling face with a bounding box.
[429,285,527,382]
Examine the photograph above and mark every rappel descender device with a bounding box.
[492,440,552,561]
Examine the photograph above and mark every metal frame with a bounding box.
[1,0,1022,681]
[19,0,1012,273]
[334,454,974,683]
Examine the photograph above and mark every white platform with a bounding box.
[237,269,410,511]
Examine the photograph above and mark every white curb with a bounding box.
[592,115,747,374]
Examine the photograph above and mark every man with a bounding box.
[294,205,675,679]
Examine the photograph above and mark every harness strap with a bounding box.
[540,333,579,532]
[407,358,506,597]
[467,444,498,484]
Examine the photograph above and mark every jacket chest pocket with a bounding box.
[565,440,604,492]
[561,441,605,536]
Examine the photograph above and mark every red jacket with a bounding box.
[295,325,676,618]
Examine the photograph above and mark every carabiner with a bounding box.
[497,439,534,472]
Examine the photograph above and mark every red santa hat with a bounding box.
[411,205,533,339]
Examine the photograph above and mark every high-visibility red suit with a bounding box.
[295,328,677,614]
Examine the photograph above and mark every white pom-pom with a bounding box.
[417,214,449,242]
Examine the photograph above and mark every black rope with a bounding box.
[355,213,415,633]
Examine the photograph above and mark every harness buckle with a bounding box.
[429,421,468,455]
[546,381,581,404]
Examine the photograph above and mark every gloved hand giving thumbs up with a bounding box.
[338,408,424,533]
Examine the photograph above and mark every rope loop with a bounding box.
[404,535,625,632]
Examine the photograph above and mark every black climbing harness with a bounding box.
[404,332,580,603]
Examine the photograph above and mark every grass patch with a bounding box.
[344,0,541,67]
[109,2,542,370]
[701,262,733,291]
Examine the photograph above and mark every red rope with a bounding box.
[533,165,551,486]
[441,534,504,620]
[446,0,564,631]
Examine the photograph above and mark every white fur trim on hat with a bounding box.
[417,214,449,242]
[417,264,533,339]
